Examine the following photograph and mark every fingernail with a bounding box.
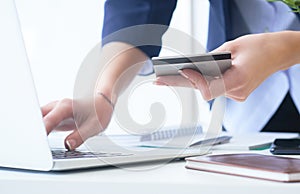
[153,80,167,86]
[66,139,76,150]
[178,70,189,79]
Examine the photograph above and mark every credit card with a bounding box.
[152,52,231,77]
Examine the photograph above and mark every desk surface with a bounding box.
[1,150,300,194]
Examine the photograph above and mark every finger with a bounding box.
[43,99,74,135]
[222,66,243,90]
[206,77,227,100]
[54,118,76,131]
[180,69,213,100]
[205,68,247,101]
[211,40,233,53]
[64,130,83,151]
[64,120,103,150]
[225,94,248,102]
[41,101,58,116]
[224,86,253,102]
[211,44,228,53]
[155,75,192,87]
[64,97,114,150]
[221,67,250,100]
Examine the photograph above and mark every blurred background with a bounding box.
[15,0,211,134]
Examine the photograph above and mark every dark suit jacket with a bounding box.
[101,0,237,56]
[102,0,299,55]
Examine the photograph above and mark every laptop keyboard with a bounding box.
[52,150,132,159]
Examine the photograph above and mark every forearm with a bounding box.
[99,0,177,104]
[271,31,300,70]
[96,42,148,104]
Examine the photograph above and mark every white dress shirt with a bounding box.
[223,0,300,133]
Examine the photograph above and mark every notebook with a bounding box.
[139,95,228,149]
[139,125,230,148]
[0,0,205,171]
[186,153,300,182]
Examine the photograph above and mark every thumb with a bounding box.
[211,42,231,53]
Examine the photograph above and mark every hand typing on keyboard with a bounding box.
[41,43,148,151]
[42,95,114,151]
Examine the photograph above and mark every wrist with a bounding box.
[95,87,117,106]
[96,92,115,109]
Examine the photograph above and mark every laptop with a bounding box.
[0,0,208,171]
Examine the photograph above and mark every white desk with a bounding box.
[1,150,300,194]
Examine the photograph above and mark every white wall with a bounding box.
[15,0,210,134]
[15,0,104,103]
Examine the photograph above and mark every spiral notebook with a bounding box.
[140,126,203,141]
[139,125,231,149]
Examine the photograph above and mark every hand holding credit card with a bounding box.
[152,52,232,77]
